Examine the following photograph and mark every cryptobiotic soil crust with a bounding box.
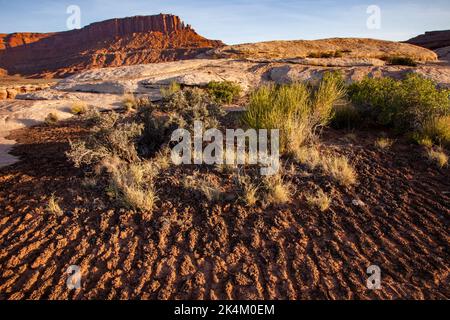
[0,119,448,300]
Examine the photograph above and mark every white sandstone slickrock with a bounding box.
[1,58,450,168]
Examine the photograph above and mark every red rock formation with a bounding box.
[0,33,54,50]
[0,14,223,78]
[407,30,450,50]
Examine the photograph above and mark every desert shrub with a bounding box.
[375,137,394,149]
[138,110,186,157]
[242,72,345,153]
[207,81,242,104]
[311,72,347,128]
[306,189,331,212]
[427,148,448,168]
[384,56,417,67]
[71,101,88,115]
[45,113,59,126]
[160,81,181,99]
[47,194,63,216]
[162,87,225,128]
[332,103,361,129]
[348,74,450,134]
[152,147,172,171]
[146,87,225,157]
[66,111,143,167]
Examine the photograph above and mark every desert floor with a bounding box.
[0,118,448,300]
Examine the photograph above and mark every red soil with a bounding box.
[0,121,448,299]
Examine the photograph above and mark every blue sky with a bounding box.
[0,0,449,44]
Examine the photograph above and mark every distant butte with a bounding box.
[407,30,450,50]
[0,14,224,78]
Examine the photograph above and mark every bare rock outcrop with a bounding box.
[203,38,438,62]
[0,84,52,100]
[0,14,223,78]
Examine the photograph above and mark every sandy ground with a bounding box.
[0,93,124,168]
[0,120,448,300]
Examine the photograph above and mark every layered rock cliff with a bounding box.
[407,30,450,50]
[0,14,223,78]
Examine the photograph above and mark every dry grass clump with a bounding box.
[427,148,448,168]
[322,154,357,186]
[263,174,292,205]
[291,146,322,169]
[306,189,332,212]
[107,160,158,212]
[160,81,181,99]
[183,174,223,202]
[423,116,450,148]
[47,193,63,216]
[122,94,152,112]
[375,137,394,149]
[44,113,59,126]
[234,172,259,206]
[153,147,172,171]
[70,101,88,115]
[416,137,434,148]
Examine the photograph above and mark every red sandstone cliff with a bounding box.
[407,30,450,50]
[0,14,224,78]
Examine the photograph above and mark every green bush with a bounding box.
[207,81,242,104]
[332,103,361,129]
[242,72,346,152]
[385,56,418,67]
[348,74,450,134]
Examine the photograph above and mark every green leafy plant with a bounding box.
[348,74,450,136]
[242,72,346,152]
[207,81,242,104]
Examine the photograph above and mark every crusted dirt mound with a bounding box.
[0,14,223,78]
[204,38,437,62]
[0,121,448,300]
